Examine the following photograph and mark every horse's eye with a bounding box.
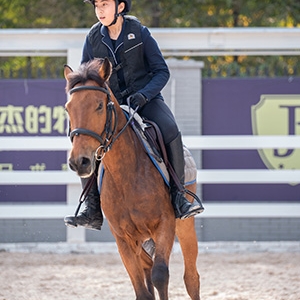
[97,102,103,110]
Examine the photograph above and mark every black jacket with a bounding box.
[81,16,170,104]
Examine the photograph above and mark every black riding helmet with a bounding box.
[84,0,131,13]
[84,0,131,26]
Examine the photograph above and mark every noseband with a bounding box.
[68,84,117,160]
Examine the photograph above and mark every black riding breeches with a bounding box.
[138,97,179,145]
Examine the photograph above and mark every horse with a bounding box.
[64,57,201,300]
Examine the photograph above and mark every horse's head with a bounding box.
[64,58,115,177]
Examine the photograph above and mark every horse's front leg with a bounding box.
[141,247,155,296]
[114,235,155,300]
[151,220,175,300]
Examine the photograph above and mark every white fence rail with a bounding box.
[2,136,300,184]
[1,28,300,57]
[1,136,300,221]
[1,28,300,69]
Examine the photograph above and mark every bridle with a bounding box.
[68,84,137,160]
[68,84,121,161]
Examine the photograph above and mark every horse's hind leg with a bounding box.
[176,217,200,299]
[176,183,200,300]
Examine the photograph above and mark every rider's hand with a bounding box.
[128,93,148,110]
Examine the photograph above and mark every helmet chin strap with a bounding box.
[108,13,120,26]
[108,1,121,27]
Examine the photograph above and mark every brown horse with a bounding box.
[64,58,201,300]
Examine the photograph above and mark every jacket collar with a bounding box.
[100,18,126,51]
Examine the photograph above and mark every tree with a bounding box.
[132,0,300,28]
[1,0,300,78]
[0,0,96,28]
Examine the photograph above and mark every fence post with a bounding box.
[162,58,205,197]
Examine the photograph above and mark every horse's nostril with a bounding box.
[69,162,76,171]
[68,156,92,176]
[69,158,77,171]
[81,157,91,168]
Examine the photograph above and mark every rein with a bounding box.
[68,84,136,160]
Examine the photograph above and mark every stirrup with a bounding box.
[179,202,203,220]
[184,188,204,209]
[174,189,204,219]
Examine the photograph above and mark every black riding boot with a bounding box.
[64,176,103,230]
[166,132,204,219]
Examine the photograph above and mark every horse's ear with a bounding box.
[64,64,73,81]
[99,57,112,82]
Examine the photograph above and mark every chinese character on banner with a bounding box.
[0,105,24,133]
[0,105,67,135]
[53,106,67,134]
[0,163,13,171]
[0,79,68,203]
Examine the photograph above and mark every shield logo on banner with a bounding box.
[251,94,300,173]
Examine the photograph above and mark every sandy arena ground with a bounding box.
[0,247,300,300]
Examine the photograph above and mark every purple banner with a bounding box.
[202,77,300,203]
[0,80,68,203]
[2,78,300,203]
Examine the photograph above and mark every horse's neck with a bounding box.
[103,107,146,173]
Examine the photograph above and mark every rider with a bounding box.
[64,0,204,230]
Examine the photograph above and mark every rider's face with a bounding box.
[94,0,116,25]
[94,0,124,26]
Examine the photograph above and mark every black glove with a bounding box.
[128,93,148,110]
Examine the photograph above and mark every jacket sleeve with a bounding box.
[138,27,170,101]
[81,35,94,65]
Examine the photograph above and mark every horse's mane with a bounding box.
[65,58,106,92]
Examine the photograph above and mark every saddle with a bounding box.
[120,105,197,188]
